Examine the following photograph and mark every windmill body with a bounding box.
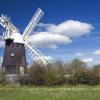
[0,8,49,75]
[2,36,27,74]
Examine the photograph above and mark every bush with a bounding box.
[0,70,6,85]
[74,70,98,85]
[18,60,67,86]
[18,59,100,86]
[43,63,59,86]
[18,75,31,85]
[28,63,45,85]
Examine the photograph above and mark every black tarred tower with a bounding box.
[2,38,27,74]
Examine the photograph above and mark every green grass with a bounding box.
[0,85,100,100]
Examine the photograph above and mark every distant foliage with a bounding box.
[17,59,100,86]
[0,70,6,85]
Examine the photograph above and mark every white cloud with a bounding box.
[28,32,72,48]
[0,36,5,48]
[75,52,83,56]
[39,20,94,38]
[82,58,93,63]
[0,41,5,48]
[45,56,53,61]
[0,56,3,69]
[32,20,93,48]
[94,50,100,56]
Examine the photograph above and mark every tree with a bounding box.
[92,64,100,84]
[66,59,88,85]
[92,64,100,77]
[67,59,87,75]
[28,62,45,85]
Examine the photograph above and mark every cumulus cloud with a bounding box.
[0,56,3,69]
[45,56,53,61]
[29,20,93,48]
[0,36,5,48]
[82,58,93,63]
[38,20,94,38]
[28,32,72,48]
[75,52,83,56]
[94,50,100,56]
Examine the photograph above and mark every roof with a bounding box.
[10,32,24,44]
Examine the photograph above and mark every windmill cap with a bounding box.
[10,32,24,44]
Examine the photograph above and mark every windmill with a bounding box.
[0,8,48,74]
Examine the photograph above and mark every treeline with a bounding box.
[18,59,100,86]
[0,59,100,86]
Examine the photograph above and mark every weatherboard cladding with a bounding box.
[2,40,27,74]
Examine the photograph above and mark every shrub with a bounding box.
[74,70,98,85]
[42,63,59,86]
[18,59,100,86]
[28,63,45,85]
[18,75,31,85]
[0,70,6,85]
[18,60,67,86]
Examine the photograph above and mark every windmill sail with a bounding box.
[22,8,48,65]
[25,42,48,65]
[0,14,19,33]
[22,8,44,40]
[0,15,19,39]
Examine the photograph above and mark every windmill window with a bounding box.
[11,53,15,57]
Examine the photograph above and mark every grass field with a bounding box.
[0,85,100,100]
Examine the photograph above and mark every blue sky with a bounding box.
[0,0,100,65]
